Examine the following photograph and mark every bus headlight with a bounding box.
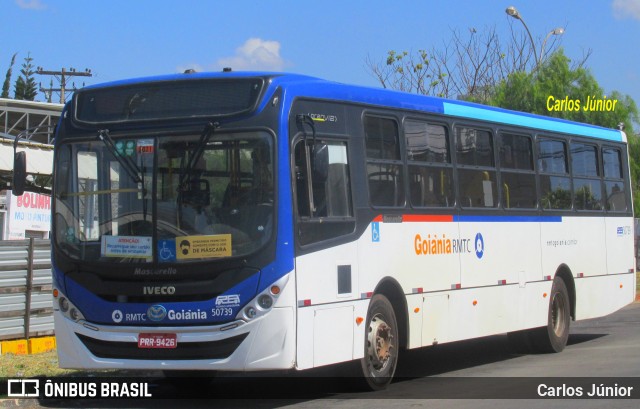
[70,308,83,321]
[245,307,257,319]
[54,287,85,322]
[59,297,69,312]
[258,294,273,309]
[236,274,289,322]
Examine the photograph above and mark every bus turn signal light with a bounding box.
[356,317,364,325]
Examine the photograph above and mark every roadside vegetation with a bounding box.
[0,350,160,378]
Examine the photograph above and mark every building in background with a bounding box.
[0,98,61,240]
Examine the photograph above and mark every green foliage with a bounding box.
[1,52,17,99]
[491,49,639,128]
[14,53,37,101]
[543,187,572,210]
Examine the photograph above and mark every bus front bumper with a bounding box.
[54,306,295,371]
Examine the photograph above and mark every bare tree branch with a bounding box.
[365,21,569,102]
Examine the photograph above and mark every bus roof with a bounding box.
[83,71,625,143]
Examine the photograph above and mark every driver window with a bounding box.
[294,139,354,245]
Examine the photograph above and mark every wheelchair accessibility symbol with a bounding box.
[158,240,176,262]
[372,222,380,242]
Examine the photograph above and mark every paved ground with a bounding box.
[5,301,639,408]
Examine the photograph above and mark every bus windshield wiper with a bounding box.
[97,129,143,185]
[179,121,220,188]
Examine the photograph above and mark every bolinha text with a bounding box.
[547,95,618,112]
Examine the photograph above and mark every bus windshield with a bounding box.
[54,130,274,263]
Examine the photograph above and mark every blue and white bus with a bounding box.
[20,71,635,389]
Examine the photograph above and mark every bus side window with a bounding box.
[602,146,628,212]
[364,116,405,207]
[294,141,311,217]
[571,142,602,211]
[455,127,497,208]
[405,120,454,208]
[499,133,536,209]
[294,139,354,245]
[539,138,571,210]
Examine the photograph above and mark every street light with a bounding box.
[505,6,538,68]
[540,27,565,62]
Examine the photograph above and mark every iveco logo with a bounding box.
[143,286,176,295]
[147,305,167,322]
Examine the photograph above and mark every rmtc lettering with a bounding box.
[143,286,176,295]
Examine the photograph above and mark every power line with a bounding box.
[36,67,92,104]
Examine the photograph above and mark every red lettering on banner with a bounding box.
[16,193,51,210]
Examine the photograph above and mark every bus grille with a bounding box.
[76,333,248,360]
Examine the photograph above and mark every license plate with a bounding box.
[138,333,177,349]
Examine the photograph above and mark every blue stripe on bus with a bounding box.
[443,102,623,142]
[86,72,624,144]
[454,215,562,223]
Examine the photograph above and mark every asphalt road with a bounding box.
[8,301,640,409]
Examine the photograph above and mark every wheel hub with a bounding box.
[367,315,394,371]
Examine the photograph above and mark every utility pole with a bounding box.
[36,67,92,104]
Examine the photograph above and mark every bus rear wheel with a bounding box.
[532,276,571,353]
[508,276,571,354]
[359,294,398,390]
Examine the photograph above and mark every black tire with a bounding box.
[359,294,399,390]
[530,276,571,353]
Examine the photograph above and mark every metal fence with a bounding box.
[0,239,53,341]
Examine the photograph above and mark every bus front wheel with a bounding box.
[359,294,399,390]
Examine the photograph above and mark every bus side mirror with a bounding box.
[13,151,27,196]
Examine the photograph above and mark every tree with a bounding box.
[13,53,37,101]
[490,49,636,125]
[365,22,568,104]
[1,52,17,99]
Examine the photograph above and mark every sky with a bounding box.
[2,0,640,112]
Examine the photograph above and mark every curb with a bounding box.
[0,336,56,355]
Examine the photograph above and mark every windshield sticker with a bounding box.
[175,234,232,259]
[137,139,154,154]
[157,239,177,262]
[115,140,137,157]
[101,235,152,258]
